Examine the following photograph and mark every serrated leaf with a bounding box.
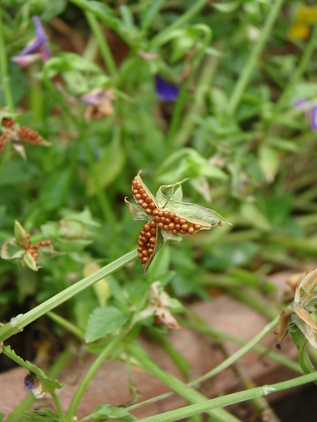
[2,345,62,391]
[82,404,137,422]
[85,306,129,342]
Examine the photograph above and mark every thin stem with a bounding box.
[228,0,285,115]
[0,8,14,112]
[85,12,118,79]
[127,343,242,422]
[0,249,138,343]
[149,0,210,48]
[47,311,85,340]
[136,372,317,422]
[28,63,43,124]
[65,330,126,419]
[51,390,65,419]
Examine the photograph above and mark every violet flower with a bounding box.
[155,75,179,102]
[293,99,317,131]
[12,16,50,67]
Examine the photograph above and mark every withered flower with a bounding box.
[275,268,317,349]
[81,88,115,120]
[24,372,45,398]
[125,171,230,273]
[135,281,184,330]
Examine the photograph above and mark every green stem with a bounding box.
[28,64,43,124]
[127,343,242,422]
[185,315,279,387]
[228,0,285,115]
[85,12,118,79]
[149,0,210,48]
[136,371,317,422]
[0,249,138,343]
[276,23,317,109]
[0,8,14,112]
[47,311,85,340]
[65,330,126,419]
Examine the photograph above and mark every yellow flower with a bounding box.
[288,5,317,40]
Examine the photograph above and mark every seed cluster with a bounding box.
[25,233,52,262]
[17,126,44,144]
[0,131,11,152]
[1,117,15,129]
[132,178,202,265]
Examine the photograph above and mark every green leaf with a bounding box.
[0,413,4,422]
[212,1,240,13]
[289,322,317,385]
[9,409,60,422]
[141,0,165,30]
[85,306,129,342]
[81,404,137,422]
[61,207,100,227]
[240,202,271,232]
[258,145,279,183]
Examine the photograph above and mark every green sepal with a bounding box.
[124,197,150,221]
[23,250,39,271]
[14,220,29,249]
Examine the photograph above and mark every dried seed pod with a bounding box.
[17,126,44,144]
[1,117,15,129]
[274,309,292,349]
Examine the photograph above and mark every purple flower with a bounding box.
[24,372,45,398]
[293,99,317,131]
[155,75,179,102]
[12,16,50,67]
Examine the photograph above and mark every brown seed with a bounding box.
[139,188,145,194]
[158,222,164,228]
[142,193,148,199]
[132,180,137,186]
[145,208,152,214]
[153,209,159,215]
[138,199,144,205]
[194,224,201,231]
[137,246,143,252]
[136,183,142,189]
[26,233,31,239]
[160,217,166,223]
[154,216,160,222]
[163,224,169,231]
[174,217,179,223]
[144,224,151,231]
[165,218,171,224]
[140,230,145,236]
[175,224,180,230]
[150,228,156,235]
[142,250,149,257]
[181,223,189,231]
[158,211,163,217]
[33,253,39,259]
[168,212,176,219]
[168,223,175,230]
[145,232,151,238]
[142,256,149,264]
[141,236,147,242]
[146,197,152,203]
[135,194,141,199]
[138,241,144,246]
[45,240,52,246]
[150,220,156,227]
[219,220,223,226]
[138,253,143,259]
[133,189,139,195]
[141,202,148,209]
[149,236,156,244]
[180,230,187,234]
[179,218,187,225]
[33,244,40,249]
[149,202,156,209]
[163,211,169,217]
[188,227,195,234]
[172,229,178,235]
[148,248,154,254]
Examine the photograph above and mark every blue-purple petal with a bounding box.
[310,104,317,131]
[155,75,179,102]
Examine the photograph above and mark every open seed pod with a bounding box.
[125,171,230,274]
